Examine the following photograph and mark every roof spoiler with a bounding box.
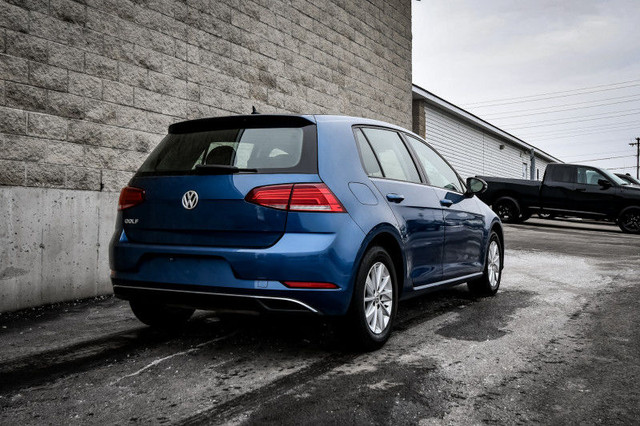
[168,115,316,134]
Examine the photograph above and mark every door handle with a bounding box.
[574,187,586,192]
[440,199,454,207]
[386,193,404,203]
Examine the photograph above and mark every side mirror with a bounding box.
[466,177,487,196]
[598,179,612,189]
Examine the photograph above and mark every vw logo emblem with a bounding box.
[181,190,198,210]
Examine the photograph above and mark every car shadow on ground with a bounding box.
[0,286,483,395]
[515,219,625,235]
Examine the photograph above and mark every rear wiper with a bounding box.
[195,164,258,174]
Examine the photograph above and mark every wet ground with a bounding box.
[1,218,639,425]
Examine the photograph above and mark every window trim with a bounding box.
[352,125,424,185]
[400,132,467,195]
[576,165,611,186]
[353,127,385,179]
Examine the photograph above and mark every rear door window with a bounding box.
[138,125,316,175]
[546,165,575,183]
[354,129,383,177]
[361,128,421,183]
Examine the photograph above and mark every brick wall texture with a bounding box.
[0,0,412,192]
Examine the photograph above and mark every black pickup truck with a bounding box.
[478,163,640,233]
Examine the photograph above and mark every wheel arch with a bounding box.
[619,204,640,215]
[350,225,406,303]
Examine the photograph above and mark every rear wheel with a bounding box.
[468,232,502,296]
[347,246,397,351]
[130,300,194,328]
[618,208,640,234]
[493,197,521,223]
[538,212,556,219]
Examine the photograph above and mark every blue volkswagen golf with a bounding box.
[109,114,503,350]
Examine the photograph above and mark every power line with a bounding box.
[467,78,640,104]
[575,155,635,162]
[498,108,640,128]
[503,120,640,134]
[479,96,640,119]
[518,124,640,142]
[607,165,637,170]
[465,82,640,109]
[517,120,640,135]
[565,148,635,159]
[508,113,640,131]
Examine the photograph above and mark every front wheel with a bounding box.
[468,232,502,296]
[618,208,640,234]
[347,246,398,351]
[130,300,194,328]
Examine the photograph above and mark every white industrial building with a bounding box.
[412,85,561,180]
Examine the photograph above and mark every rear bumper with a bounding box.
[109,219,365,316]
[113,280,321,314]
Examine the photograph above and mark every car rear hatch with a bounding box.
[120,115,318,248]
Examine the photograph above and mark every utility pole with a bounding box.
[631,137,640,179]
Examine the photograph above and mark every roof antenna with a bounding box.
[251,106,259,114]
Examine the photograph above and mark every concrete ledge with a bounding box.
[0,186,118,312]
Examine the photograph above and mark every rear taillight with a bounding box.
[245,183,345,213]
[244,184,293,210]
[118,186,145,210]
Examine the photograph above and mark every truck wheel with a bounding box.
[618,207,640,234]
[346,246,398,351]
[538,212,556,219]
[130,300,194,328]
[493,197,521,223]
[468,232,502,296]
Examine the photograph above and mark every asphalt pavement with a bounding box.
[1,217,639,425]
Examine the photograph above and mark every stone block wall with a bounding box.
[1,0,412,192]
[0,0,412,312]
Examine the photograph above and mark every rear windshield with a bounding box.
[137,125,317,175]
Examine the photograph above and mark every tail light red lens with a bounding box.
[244,184,293,210]
[245,183,345,213]
[289,184,345,212]
[118,186,145,210]
[282,281,339,289]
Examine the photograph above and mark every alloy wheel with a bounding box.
[621,211,640,232]
[496,202,516,221]
[363,262,393,335]
[488,240,501,289]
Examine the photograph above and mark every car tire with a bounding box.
[130,300,195,328]
[537,212,556,219]
[617,207,640,234]
[493,197,521,223]
[346,246,398,351]
[468,231,502,297]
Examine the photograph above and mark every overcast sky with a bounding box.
[412,0,640,175]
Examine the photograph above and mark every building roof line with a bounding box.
[412,84,563,164]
